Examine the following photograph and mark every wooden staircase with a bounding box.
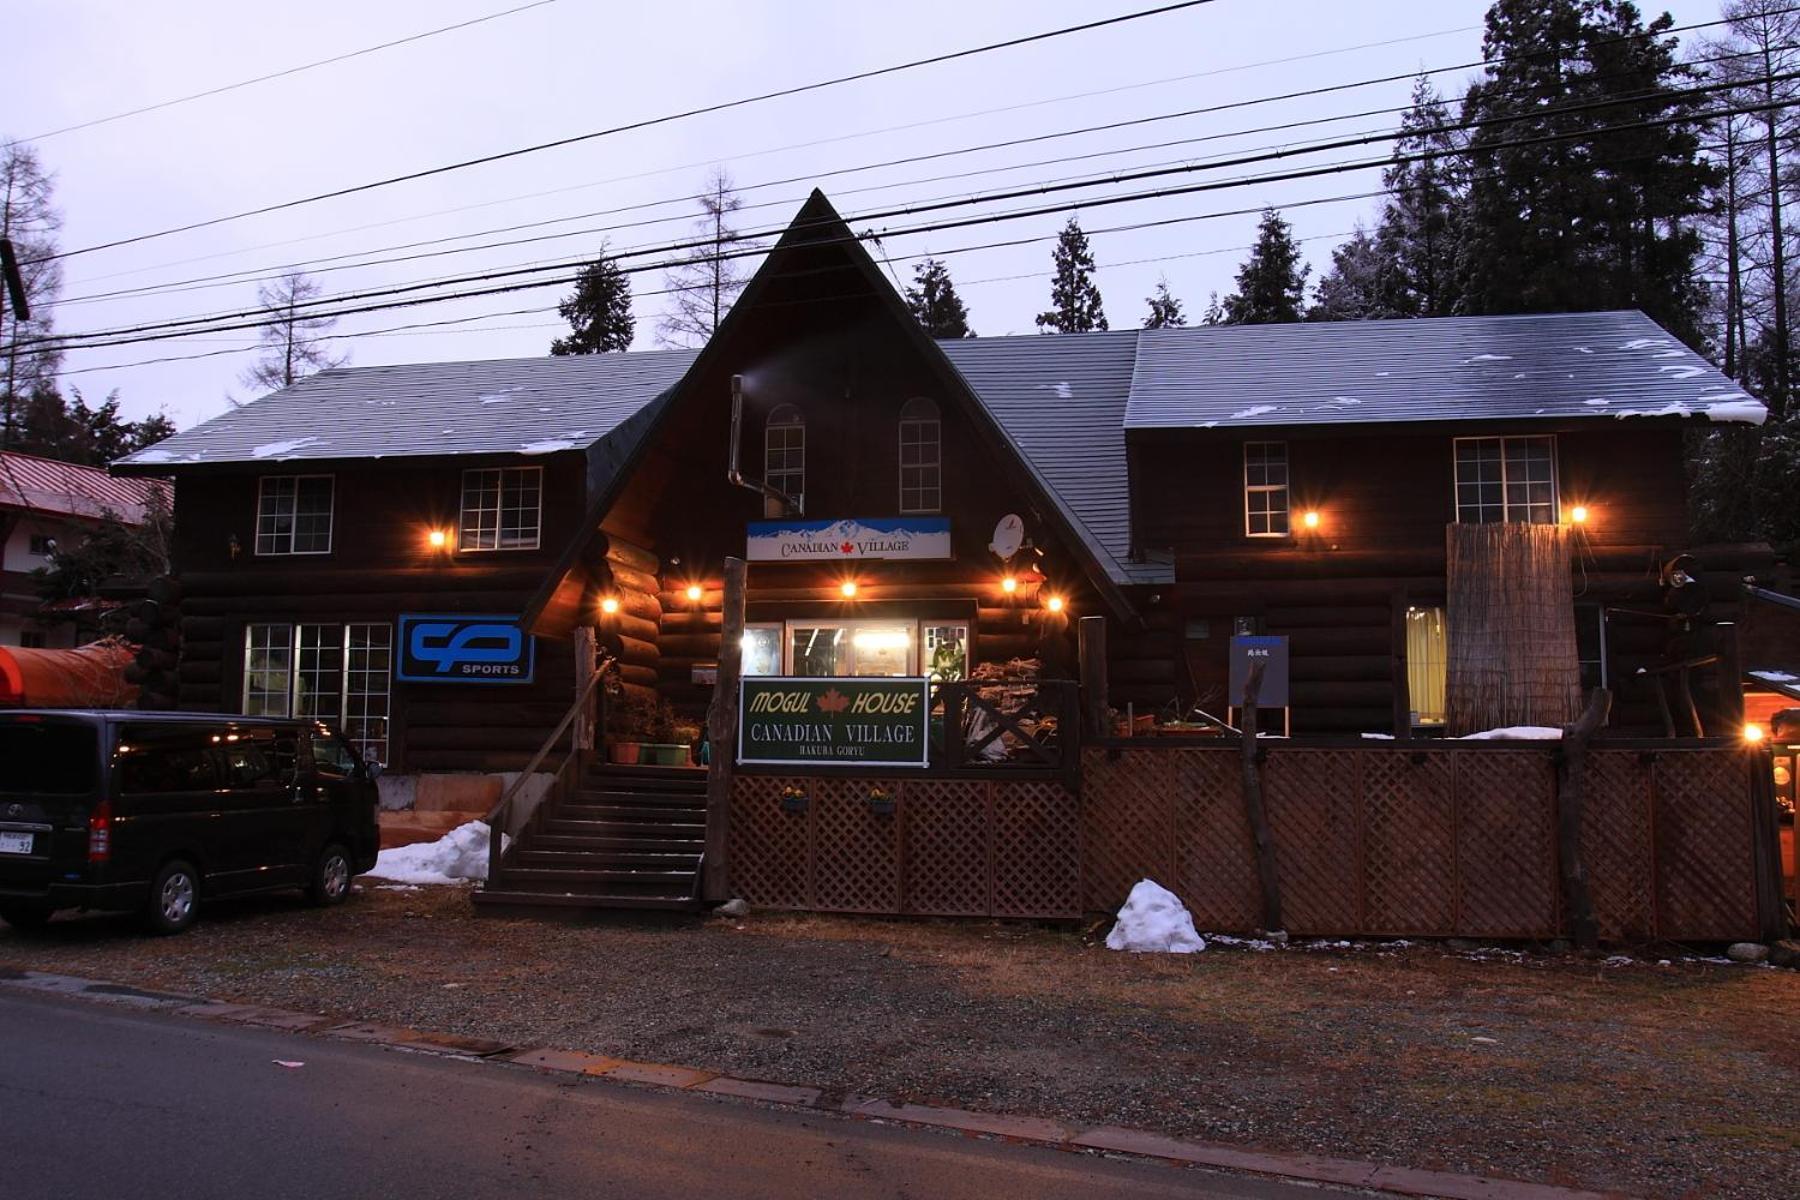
[474,763,707,912]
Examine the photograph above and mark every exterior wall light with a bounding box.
[599,596,621,615]
[1745,723,1766,744]
[685,584,704,602]
[427,528,448,549]
[1045,595,1066,614]
[1001,575,1018,594]
[840,580,859,599]
[1302,510,1321,530]
[1570,505,1590,524]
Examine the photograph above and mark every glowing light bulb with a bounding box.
[840,580,859,598]
[685,584,704,602]
[1302,510,1320,529]
[427,529,447,548]
[600,596,620,615]
[1570,505,1589,524]
[1744,723,1766,744]
[1001,575,1018,594]
[1045,595,1066,614]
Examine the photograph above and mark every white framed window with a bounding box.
[1454,435,1557,524]
[255,475,334,556]
[743,618,971,678]
[898,397,942,513]
[243,622,393,764]
[459,466,542,551]
[765,404,805,508]
[1244,442,1290,537]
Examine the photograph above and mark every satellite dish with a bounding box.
[990,513,1025,560]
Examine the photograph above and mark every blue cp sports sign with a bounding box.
[397,614,536,684]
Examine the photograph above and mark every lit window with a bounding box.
[1454,436,1557,524]
[765,405,805,507]
[898,397,942,513]
[459,466,542,551]
[741,625,783,677]
[1575,604,1608,692]
[1405,606,1447,728]
[1244,442,1290,537]
[243,623,392,764]
[255,476,334,555]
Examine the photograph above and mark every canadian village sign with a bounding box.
[738,677,932,767]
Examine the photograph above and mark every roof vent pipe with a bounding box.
[726,372,799,516]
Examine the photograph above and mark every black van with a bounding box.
[0,711,381,934]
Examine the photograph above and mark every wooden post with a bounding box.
[1078,615,1110,740]
[1748,742,1790,943]
[1556,686,1611,952]
[1716,621,1745,734]
[573,626,597,751]
[703,556,746,903]
[1390,589,1411,737]
[1238,660,1283,934]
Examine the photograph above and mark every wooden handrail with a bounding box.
[484,666,606,885]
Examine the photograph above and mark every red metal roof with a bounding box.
[0,451,168,524]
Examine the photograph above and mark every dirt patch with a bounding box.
[4,887,1796,1198]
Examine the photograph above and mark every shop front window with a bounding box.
[741,625,782,677]
[243,622,392,763]
[923,623,968,680]
[744,619,965,677]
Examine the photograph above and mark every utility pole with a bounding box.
[0,237,27,451]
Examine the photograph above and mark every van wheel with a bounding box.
[144,860,200,935]
[308,843,353,907]
[0,902,53,933]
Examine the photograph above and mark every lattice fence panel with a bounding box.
[1580,751,1656,942]
[992,781,1082,918]
[1361,750,1456,935]
[1652,752,1759,941]
[1171,749,1261,931]
[1454,751,1558,937]
[810,778,901,913]
[1080,748,1175,914]
[729,776,811,910]
[902,779,991,916]
[1262,750,1362,935]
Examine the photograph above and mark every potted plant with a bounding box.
[603,675,660,765]
[867,785,895,816]
[637,696,691,766]
[780,783,808,813]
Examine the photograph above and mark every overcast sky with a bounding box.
[5,0,1726,431]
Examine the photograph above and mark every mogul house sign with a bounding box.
[746,517,952,562]
[738,677,932,767]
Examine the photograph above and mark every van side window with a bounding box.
[310,735,359,778]
[218,731,298,790]
[117,726,221,795]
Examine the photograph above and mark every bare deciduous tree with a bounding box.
[657,168,755,348]
[240,271,347,394]
[2,139,65,446]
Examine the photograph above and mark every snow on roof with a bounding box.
[0,451,168,523]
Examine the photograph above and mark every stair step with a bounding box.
[585,765,706,786]
[473,889,700,913]
[515,850,701,870]
[558,805,704,824]
[574,790,708,807]
[528,833,703,853]
[545,819,704,839]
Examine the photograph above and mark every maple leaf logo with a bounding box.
[816,688,850,715]
[840,541,855,554]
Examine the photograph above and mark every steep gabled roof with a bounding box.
[1124,311,1764,429]
[113,350,697,470]
[0,451,167,523]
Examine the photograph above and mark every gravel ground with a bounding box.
[4,885,1796,1199]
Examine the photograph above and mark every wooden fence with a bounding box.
[727,741,1775,942]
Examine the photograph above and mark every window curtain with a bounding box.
[1406,607,1447,726]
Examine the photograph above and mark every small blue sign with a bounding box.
[397,614,535,684]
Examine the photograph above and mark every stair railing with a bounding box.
[483,666,606,887]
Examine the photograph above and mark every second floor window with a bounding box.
[1454,436,1557,524]
[460,466,542,551]
[1244,441,1290,537]
[256,475,334,555]
[898,397,942,513]
[765,404,805,507]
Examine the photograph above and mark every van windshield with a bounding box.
[0,720,100,794]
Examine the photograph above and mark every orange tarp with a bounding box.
[0,639,138,708]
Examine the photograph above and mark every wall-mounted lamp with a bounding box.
[1569,505,1590,525]
[1000,575,1019,594]
[427,528,448,549]
[599,596,621,615]
[1045,594,1066,614]
[1744,722,1766,745]
[1301,510,1321,530]
[840,580,859,599]
[685,584,704,602]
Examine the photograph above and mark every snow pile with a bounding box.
[369,820,505,885]
[1105,880,1205,954]
[1459,726,1564,741]
[1750,669,1798,685]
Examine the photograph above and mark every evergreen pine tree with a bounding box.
[1456,0,1715,344]
[551,245,634,355]
[1200,292,1225,325]
[1220,208,1310,324]
[904,257,974,338]
[1141,277,1186,328]
[1035,217,1107,333]
[1374,76,1464,317]
[1309,227,1392,321]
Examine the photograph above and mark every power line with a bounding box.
[28,1,1221,265]
[25,71,1776,354]
[18,1,563,143]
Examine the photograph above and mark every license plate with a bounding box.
[0,831,33,855]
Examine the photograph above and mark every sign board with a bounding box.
[746,517,951,562]
[1228,635,1290,707]
[397,614,535,684]
[738,676,931,767]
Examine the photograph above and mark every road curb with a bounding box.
[0,965,1628,1200]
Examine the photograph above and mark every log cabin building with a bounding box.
[110,192,1786,919]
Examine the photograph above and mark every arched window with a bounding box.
[898,397,941,513]
[765,404,805,506]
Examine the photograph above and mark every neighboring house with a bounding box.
[0,451,169,648]
[112,191,1774,775]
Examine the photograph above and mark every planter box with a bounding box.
[639,743,692,767]
[608,742,641,765]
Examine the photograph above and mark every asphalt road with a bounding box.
[1,989,1352,1200]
